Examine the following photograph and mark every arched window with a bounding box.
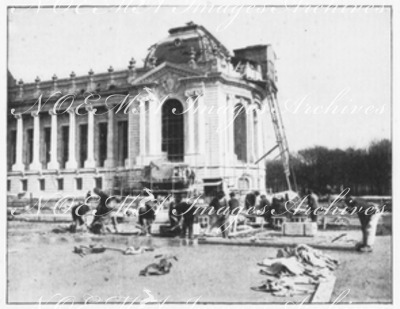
[238,177,250,190]
[162,99,184,162]
[234,104,247,162]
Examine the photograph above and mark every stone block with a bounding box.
[304,222,318,236]
[283,222,304,236]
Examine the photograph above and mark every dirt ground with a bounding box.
[7,221,392,304]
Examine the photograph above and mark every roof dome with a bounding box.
[144,22,230,68]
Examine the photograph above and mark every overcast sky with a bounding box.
[8,5,391,151]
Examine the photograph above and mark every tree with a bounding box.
[266,139,391,195]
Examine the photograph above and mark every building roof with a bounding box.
[144,21,230,69]
[8,22,275,103]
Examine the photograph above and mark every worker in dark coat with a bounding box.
[208,191,229,238]
[175,194,196,240]
[345,196,382,252]
[245,191,260,210]
[228,192,240,233]
[258,194,272,224]
[271,197,286,216]
[168,196,179,228]
[138,188,156,236]
[70,191,91,232]
[90,188,119,234]
[210,191,229,238]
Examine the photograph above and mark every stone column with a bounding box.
[261,103,270,156]
[148,99,161,158]
[29,111,42,170]
[47,110,59,170]
[226,94,235,162]
[84,106,97,168]
[247,104,255,163]
[186,93,195,158]
[139,99,147,163]
[197,91,206,155]
[217,90,228,166]
[65,109,78,169]
[197,88,207,174]
[126,108,134,168]
[12,113,25,171]
[256,108,264,164]
[104,108,115,168]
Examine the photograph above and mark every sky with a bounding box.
[7,5,391,151]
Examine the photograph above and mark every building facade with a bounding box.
[7,22,278,198]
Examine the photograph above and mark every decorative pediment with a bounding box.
[131,62,202,94]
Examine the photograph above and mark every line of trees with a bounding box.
[266,139,391,196]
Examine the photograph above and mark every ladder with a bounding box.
[269,92,292,191]
[255,90,292,191]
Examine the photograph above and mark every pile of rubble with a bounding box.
[252,244,339,297]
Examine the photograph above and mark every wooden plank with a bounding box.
[197,238,355,251]
[311,275,336,303]
[228,227,263,237]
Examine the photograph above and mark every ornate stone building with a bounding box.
[7,22,278,197]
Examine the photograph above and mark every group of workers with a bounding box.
[70,188,197,239]
[70,187,383,253]
[70,188,120,234]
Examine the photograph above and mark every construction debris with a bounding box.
[251,277,316,297]
[252,244,339,297]
[331,233,347,243]
[123,246,154,255]
[73,244,107,257]
[275,244,339,270]
[259,256,305,276]
[73,244,154,257]
[139,255,178,276]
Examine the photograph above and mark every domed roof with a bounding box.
[144,22,230,68]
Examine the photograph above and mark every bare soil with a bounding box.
[7,221,391,304]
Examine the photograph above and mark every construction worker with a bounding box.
[245,190,260,210]
[138,188,156,236]
[208,191,229,238]
[90,188,119,234]
[70,191,91,232]
[307,189,320,223]
[217,191,230,238]
[258,194,272,224]
[228,192,240,233]
[175,194,196,240]
[168,195,179,228]
[344,196,382,252]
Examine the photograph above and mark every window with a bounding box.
[44,127,51,164]
[95,177,102,189]
[39,178,45,191]
[7,179,11,191]
[76,177,82,190]
[117,121,128,166]
[61,126,69,168]
[10,129,16,169]
[234,104,247,162]
[27,128,34,164]
[98,122,108,167]
[21,179,27,191]
[79,124,88,168]
[162,99,184,162]
[57,178,64,190]
[238,177,250,190]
